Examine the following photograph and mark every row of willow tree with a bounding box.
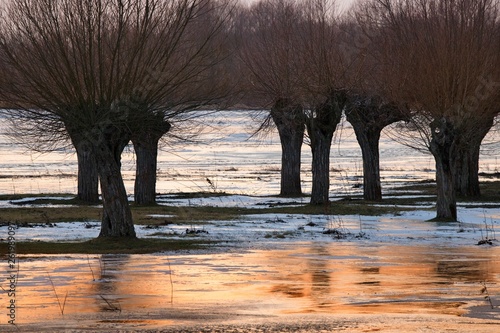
[0,0,499,238]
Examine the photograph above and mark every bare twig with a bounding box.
[100,256,105,278]
[87,255,96,281]
[481,281,495,309]
[47,272,67,316]
[99,295,121,312]
[166,256,174,304]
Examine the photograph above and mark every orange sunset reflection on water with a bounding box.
[3,242,500,329]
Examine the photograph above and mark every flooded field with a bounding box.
[2,198,500,332]
[2,241,500,332]
[1,111,500,331]
[4,110,499,196]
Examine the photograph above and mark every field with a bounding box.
[1,111,500,332]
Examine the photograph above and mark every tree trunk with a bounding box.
[133,140,159,205]
[452,116,494,197]
[75,142,100,204]
[132,120,170,205]
[98,163,135,238]
[91,126,136,238]
[356,130,382,201]
[270,99,305,197]
[309,127,334,205]
[429,118,457,221]
[453,143,481,198]
[306,91,345,205]
[345,96,408,201]
[68,124,100,204]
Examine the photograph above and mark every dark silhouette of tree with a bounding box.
[386,101,499,199]
[237,0,305,197]
[345,96,406,201]
[368,0,500,220]
[127,0,234,205]
[342,4,410,202]
[305,91,346,205]
[0,0,233,237]
[270,98,305,196]
[0,105,100,203]
[453,114,497,197]
[297,0,354,205]
[131,113,171,206]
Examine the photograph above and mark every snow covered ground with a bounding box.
[1,193,498,249]
[1,197,499,332]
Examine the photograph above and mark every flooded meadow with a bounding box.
[1,111,500,332]
[3,239,500,332]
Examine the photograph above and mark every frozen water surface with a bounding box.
[1,198,499,331]
[1,111,500,331]
[1,110,499,196]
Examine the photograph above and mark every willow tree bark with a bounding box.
[354,129,382,201]
[89,124,136,238]
[452,116,494,197]
[75,142,99,204]
[306,92,345,205]
[429,117,457,221]
[132,119,171,205]
[270,99,305,197]
[68,124,100,204]
[453,141,482,197]
[308,124,335,205]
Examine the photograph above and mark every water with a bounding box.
[4,110,497,196]
[1,110,499,197]
[3,243,499,331]
[1,111,500,331]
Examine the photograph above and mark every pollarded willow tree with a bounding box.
[239,0,379,204]
[388,107,498,198]
[237,0,306,197]
[296,0,359,205]
[345,95,407,201]
[0,0,233,238]
[0,19,99,204]
[371,0,500,220]
[126,0,234,205]
[342,5,410,202]
[1,109,101,204]
[0,0,140,236]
